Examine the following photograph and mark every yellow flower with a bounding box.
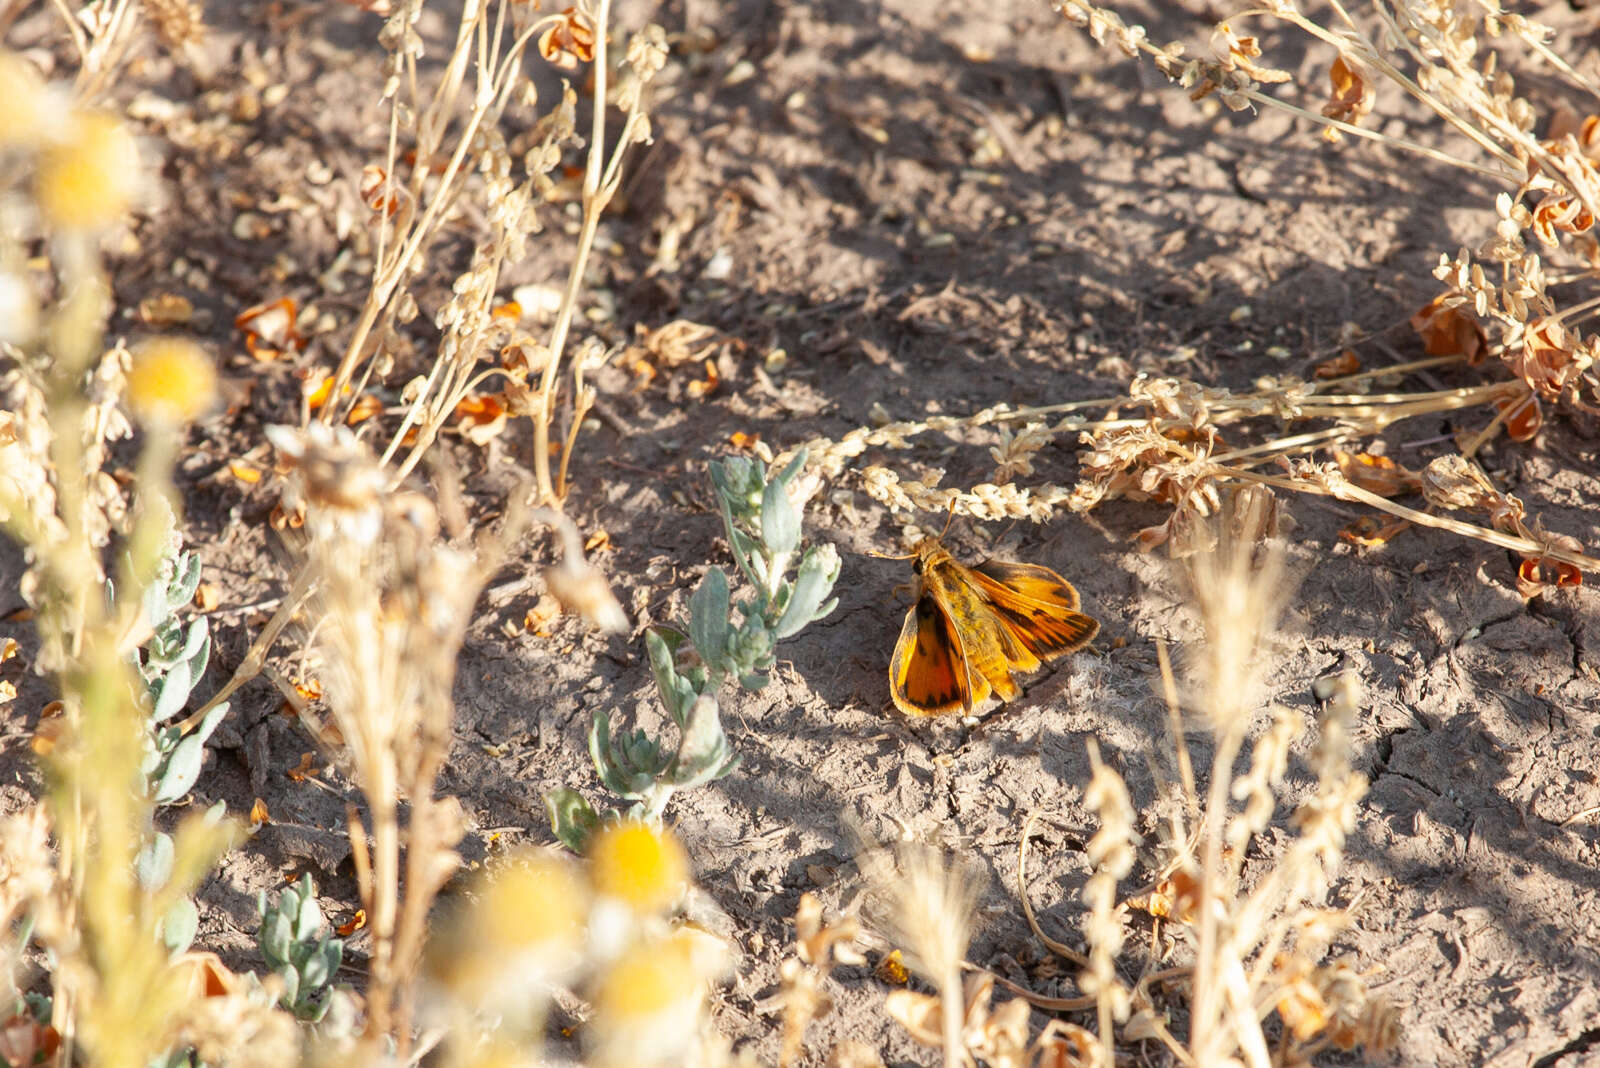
[430,852,587,1011]
[34,110,141,230]
[587,821,688,913]
[127,338,216,425]
[588,932,709,1067]
[475,853,587,957]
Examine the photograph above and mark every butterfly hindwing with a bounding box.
[890,593,989,716]
[969,559,1100,661]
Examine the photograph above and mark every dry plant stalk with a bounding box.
[321,0,667,504]
[268,423,519,1051]
[774,892,867,1067]
[1080,740,1134,1063]
[0,54,249,1065]
[1127,494,1391,1065]
[861,841,989,1068]
[1022,496,1390,1064]
[196,1,661,781]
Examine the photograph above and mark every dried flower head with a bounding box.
[265,423,386,545]
[538,7,597,70]
[1321,56,1374,139]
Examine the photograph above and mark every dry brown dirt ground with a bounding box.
[5,0,1600,1064]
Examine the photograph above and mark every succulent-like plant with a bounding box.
[109,517,231,958]
[548,451,839,848]
[257,874,345,1023]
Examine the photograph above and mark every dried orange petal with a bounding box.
[345,393,384,426]
[1411,295,1487,365]
[1313,350,1361,379]
[1332,450,1420,498]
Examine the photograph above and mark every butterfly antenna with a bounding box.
[939,498,958,540]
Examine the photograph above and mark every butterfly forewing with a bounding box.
[891,594,985,716]
[969,560,1100,660]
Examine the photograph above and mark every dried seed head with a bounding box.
[1419,453,1499,511]
[863,841,983,990]
[265,423,385,544]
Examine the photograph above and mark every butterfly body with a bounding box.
[889,540,1099,717]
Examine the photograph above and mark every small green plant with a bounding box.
[547,451,840,847]
[257,875,345,1024]
[125,523,230,808]
[110,512,231,958]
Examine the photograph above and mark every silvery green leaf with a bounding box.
[588,711,658,797]
[688,567,730,671]
[730,617,773,673]
[772,543,841,639]
[738,672,768,691]
[143,576,172,631]
[146,631,182,671]
[300,945,330,989]
[622,728,666,775]
[669,694,741,790]
[191,702,229,747]
[710,457,761,516]
[139,741,163,779]
[761,477,799,556]
[545,788,601,852]
[279,964,300,1011]
[173,553,203,606]
[152,659,192,721]
[261,908,292,967]
[181,615,209,667]
[645,628,696,723]
[746,549,769,591]
[136,831,175,889]
[204,798,227,823]
[774,448,807,489]
[153,732,205,803]
[319,939,343,977]
[160,897,198,956]
[294,877,323,941]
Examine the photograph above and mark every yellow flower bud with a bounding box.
[587,821,688,913]
[127,338,216,425]
[34,110,141,230]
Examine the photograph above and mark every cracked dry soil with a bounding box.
[4,0,1600,1064]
